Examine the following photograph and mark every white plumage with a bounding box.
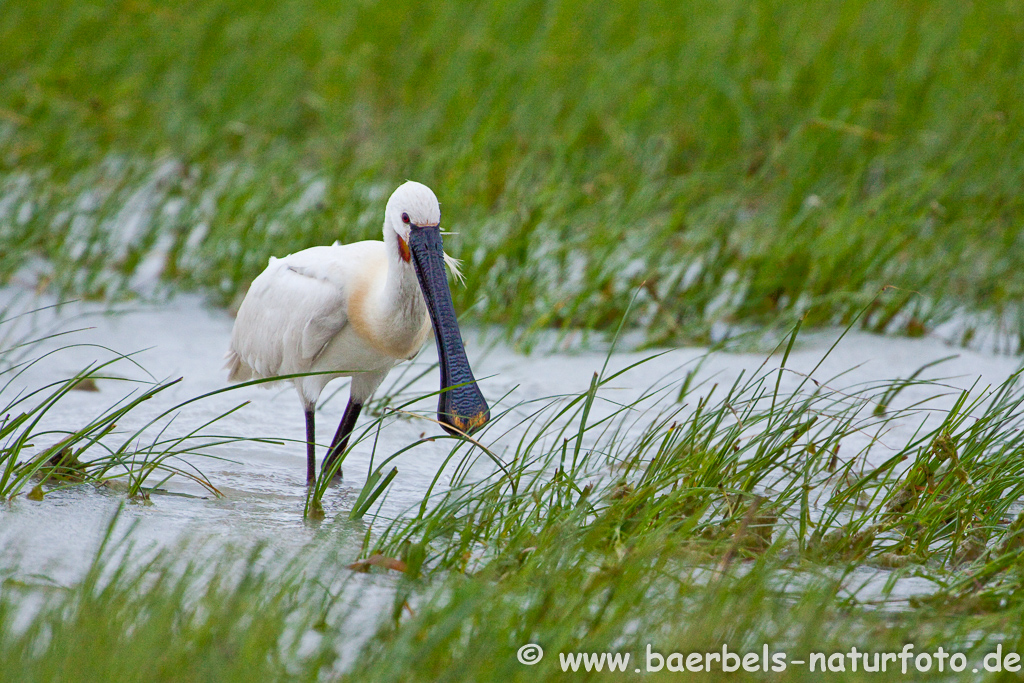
[225,181,488,485]
[226,241,423,406]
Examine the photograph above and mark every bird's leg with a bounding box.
[323,398,362,479]
[304,408,316,486]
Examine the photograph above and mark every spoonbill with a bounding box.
[225,181,489,485]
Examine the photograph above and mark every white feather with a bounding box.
[226,181,446,409]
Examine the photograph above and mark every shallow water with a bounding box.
[1,288,1021,601]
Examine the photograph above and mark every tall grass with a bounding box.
[336,327,1024,680]
[5,337,1024,680]
[0,511,345,682]
[7,508,1020,683]
[2,0,1023,344]
[362,325,1024,585]
[0,304,241,501]
[3,3,1024,674]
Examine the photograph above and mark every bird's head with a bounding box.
[385,181,441,254]
[384,180,462,280]
[382,180,488,437]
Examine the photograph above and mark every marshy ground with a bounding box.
[3,1,1024,680]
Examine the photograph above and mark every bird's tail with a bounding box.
[224,348,253,383]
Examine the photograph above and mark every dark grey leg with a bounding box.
[323,398,362,479]
[304,408,316,486]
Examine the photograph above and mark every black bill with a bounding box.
[408,224,490,435]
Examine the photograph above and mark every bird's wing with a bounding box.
[229,255,349,379]
[288,263,350,363]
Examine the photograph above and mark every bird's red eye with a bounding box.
[401,212,410,224]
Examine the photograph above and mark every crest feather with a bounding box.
[443,252,464,284]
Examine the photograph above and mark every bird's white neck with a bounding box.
[355,235,430,360]
[384,243,427,320]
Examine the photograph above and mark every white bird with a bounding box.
[225,181,489,485]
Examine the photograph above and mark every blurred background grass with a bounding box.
[1,0,1022,344]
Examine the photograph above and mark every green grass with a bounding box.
[5,507,1023,683]
[0,513,346,682]
[0,303,241,501]
[2,0,1023,344]
[343,323,1024,679]
[360,322,1024,593]
[4,1,1024,679]
[5,323,1024,680]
